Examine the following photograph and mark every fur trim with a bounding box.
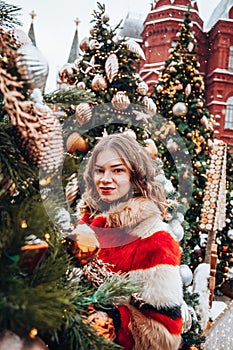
[130,265,183,307]
[128,305,181,350]
[105,198,170,239]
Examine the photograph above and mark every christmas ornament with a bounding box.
[19,240,48,273]
[167,219,184,241]
[66,132,89,154]
[111,91,130,110]
[89,39,100,50]
[87,306,116,341]
[137,81,148,95]
[76,81,86,90]
[16,44,49,91]
[105,53,119,83]
[156,84,163,93]
[102,14,110,23]
[81,56,100,76]
[187,42,194,52]
[54,208,71,231]
[185,83,191,97]
[91,74,107,91]
[181,301,192,333]
[75,102,93,126]
[227,229,233,240]
[166,138,179,152]
[79,37,90,52]
[65,173,79,206]
[58,63,77,85]
[123,129,137,139]
[125,39,146,60]
[179,264,193,286]
[172,102,188,117]
[65,224,100,266]
[141,96,157,116]
[11,28,32,46]
[144,139,158,159]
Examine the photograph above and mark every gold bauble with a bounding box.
[66,224,100,266]
[91,74,107,91]
[111,91,130,110]
[58,64,77,85]
[87,308,116,341]
[66,132,89,154]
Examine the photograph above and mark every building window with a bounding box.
[225,96,233,129]
[228,46,233,72]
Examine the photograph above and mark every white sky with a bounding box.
[8,0,222,92]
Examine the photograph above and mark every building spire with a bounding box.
[28,10,37,46]
[67,18,80,63]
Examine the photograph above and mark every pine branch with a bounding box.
[0,1,21,28]
[43,87,96,106]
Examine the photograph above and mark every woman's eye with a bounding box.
[114,168,124,173]
[94,168,104,173]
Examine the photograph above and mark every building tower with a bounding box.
[28,10,37,47]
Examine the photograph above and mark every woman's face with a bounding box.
[93,149,131,203]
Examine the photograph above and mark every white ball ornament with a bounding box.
[180,264,193,286]
[137,81,148,96]
[172,102,188,117]
[227,229,233,240]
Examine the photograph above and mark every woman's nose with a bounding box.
[100,171,112,182]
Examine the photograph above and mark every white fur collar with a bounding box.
[104,198,169,239]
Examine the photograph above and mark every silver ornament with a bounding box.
[16,44,49,91]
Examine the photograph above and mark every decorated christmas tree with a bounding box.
[44,3,208,349]
[0,3,139,349]
[152,6,231,348]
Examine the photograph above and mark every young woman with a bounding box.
[78,133,183,350]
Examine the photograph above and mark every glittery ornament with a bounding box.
[16,44,49,91]
[185,83,191,97]
[79,37,90,52]
[75,103,92,126]
[91,74,107,91]
[65,224,100,266]
[66,132,89,154]
[111,91,130,110]
[58,63,77,85]
[105,53,119,83]
[87,306,116,341]
[125,39,146,60]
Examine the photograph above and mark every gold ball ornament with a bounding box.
[111,91,130,110]
[66,132,89,154]
[75,103,93,126]
[59,63,77,85]
[65,224,100,266]
[80,37,90,52]
[91,74,107,91]
[172,102,188,117]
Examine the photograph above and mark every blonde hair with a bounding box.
[80,134,168,217]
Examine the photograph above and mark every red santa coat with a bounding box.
[80,197,183,350]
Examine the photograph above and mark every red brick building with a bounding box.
[120,0,233,147]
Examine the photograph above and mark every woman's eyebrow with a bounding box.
[94,162,125,168]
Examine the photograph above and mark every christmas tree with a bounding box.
[43,3,209,349]
[0,3,139,349]
[152,6,230,348]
